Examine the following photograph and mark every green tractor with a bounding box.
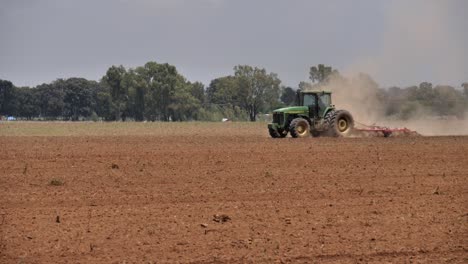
[268,90,354,138]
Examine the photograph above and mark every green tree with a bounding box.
[14,87,40,119]
[432,85,465,118]
[94,85,113,120]
[169,77,202,121]
[119,69,145,121]
[37,83,65,119]
[59,78,96,121]
[207,76,239,108]
[417,82,434,104]
[206,76,239,106]
[133,62,179,121]
[0,79,15,116]
[189,81,205,104]
[298,81,313,91]
[102,65,128,121]
[309,64,337,83]
[234,65,281,121]
[205,76,245,120]
[280,86,296,106]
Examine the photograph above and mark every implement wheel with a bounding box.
[289,118,311,138]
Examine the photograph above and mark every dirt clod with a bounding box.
[49,179,63,186]
[213,214,231,223]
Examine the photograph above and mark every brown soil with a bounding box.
[1,133,467,263]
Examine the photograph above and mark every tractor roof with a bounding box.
[301,90,332,94]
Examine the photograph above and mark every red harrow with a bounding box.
[354,122,420,137]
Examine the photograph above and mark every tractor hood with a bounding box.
[273,106,308,114]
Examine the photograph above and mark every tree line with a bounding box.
[0,62,467,121]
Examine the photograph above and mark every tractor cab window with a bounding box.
[302,94,316,107]
[318,94,331,108]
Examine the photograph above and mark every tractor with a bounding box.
[268,90,354,138]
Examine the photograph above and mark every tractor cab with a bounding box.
[296,91,332,118]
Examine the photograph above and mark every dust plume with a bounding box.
[308,0,468,136]
[310,73,384,125]
[312,74,468,135]
[348,0,467,87]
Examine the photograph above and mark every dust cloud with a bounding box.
[306,0,467,136]
[347,0,467,87]
[309,73,468,136]
[316,73,384,125]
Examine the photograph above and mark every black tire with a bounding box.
[269,127,288,138]
[289,117,311,138]
[324,110,354,137]
[268,127,281,138]
[278,129,288,138]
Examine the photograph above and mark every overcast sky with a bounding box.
[0,0,467,88]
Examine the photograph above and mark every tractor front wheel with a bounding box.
[278,129,288,138]
[268,127,280,138]
[289,118,311,138]
[269,127,288,138]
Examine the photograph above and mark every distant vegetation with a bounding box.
[0,62,467,121]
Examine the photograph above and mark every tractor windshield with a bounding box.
[318,94,331,108]
[317,93,331,116]
[302,94,316,106]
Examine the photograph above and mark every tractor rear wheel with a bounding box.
[289,118,311,138]
[325,110,354,137]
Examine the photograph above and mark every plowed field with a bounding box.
[0,122,467,263]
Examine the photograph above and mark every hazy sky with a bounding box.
[0,0,467,88]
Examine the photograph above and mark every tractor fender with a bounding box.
[322,107,335,118]
[288,115,312,126]
[289,115,312,126]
